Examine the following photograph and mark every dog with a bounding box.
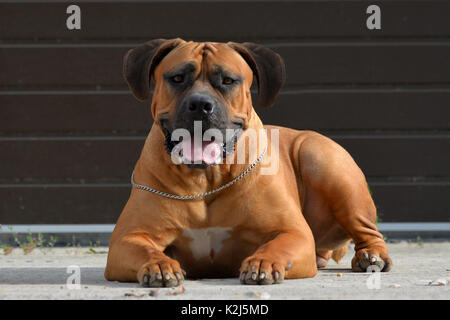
[104,38,392,287]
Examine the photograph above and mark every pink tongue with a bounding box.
[181,140,222,164]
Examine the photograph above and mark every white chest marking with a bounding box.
[182,227,232,260]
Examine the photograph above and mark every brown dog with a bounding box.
[104,38,392,287]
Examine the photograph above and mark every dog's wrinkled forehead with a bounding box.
[123,38,286,115]
[153,42,254,85]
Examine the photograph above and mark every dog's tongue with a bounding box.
[181,140,222,164]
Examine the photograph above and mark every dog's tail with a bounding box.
[331,241,350,264]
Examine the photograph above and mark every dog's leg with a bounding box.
[332,203,393,272]
[316,250,332,268]
[104,232,184,287]
[239,229,317,285]
[323,167,393,272]
[299,133,392,273]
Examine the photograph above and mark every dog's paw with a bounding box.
[351,245,393,272]
[239,255,291,285]
[137,257,185,287]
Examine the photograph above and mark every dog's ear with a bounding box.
[228,42,286,108]
[123,38,184,101]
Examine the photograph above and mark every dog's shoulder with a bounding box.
[263,124,324,147]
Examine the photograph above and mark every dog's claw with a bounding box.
[240,271,247,284]
[352,247,392,273]
[141,274,150,287]
[137,258,185,287]
[274,271,280,282]
[239,257,286,285]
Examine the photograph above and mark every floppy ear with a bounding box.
[123,38,184,101]
[228,42,286,108]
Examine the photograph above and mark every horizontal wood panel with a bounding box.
[1,91,450,134]
[0,93,152,134]
[1,1,449,41]
[2,43,450,88]
[0,185,128,224]
[371,183,450,223]
[335,135,450,177]
[0,136,448,183]
[255,91,450,131]
[0,183,447,223]
[0,138,145,183]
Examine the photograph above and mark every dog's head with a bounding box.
[124,38,285,168]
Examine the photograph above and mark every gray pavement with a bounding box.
[0,241,449,300]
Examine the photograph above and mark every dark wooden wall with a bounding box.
[1,1,449,224]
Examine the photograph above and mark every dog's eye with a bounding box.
[171,75,184,83]
[222,77,234,85]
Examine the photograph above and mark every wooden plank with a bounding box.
[259,90,450,131]
[0,138,145,183]
[370,182,450,223]
[1,90,450,134]
[2,43,450,88]
[0,182,448,224]
[0,46,124,88]
[1,1,449,41]
[0,136,448,183]
[331,135,450,177]
[0,93,151,134]
[0,185,128,224]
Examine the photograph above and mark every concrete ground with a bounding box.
[0,241,449,300]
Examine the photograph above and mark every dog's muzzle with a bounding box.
[160,93,243,168]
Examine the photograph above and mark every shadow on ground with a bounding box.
[0,267,113,286]
[0,266,356,286]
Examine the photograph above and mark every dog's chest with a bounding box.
[182,227,232,260]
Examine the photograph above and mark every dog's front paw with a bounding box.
[137,257,185,287]
[239,255,291,285]
[352,245,393,272]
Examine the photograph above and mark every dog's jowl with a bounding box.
[104,39,392,287]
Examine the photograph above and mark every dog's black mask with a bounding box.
[159,91,243,169]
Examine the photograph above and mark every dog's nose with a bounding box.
[186,95,215,115]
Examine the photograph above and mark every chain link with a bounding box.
[131,144,267,200]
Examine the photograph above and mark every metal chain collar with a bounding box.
[130,144,267,200]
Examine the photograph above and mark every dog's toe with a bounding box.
[352,247,392,272]
[239,257,285,285]
[138,258,184,287]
